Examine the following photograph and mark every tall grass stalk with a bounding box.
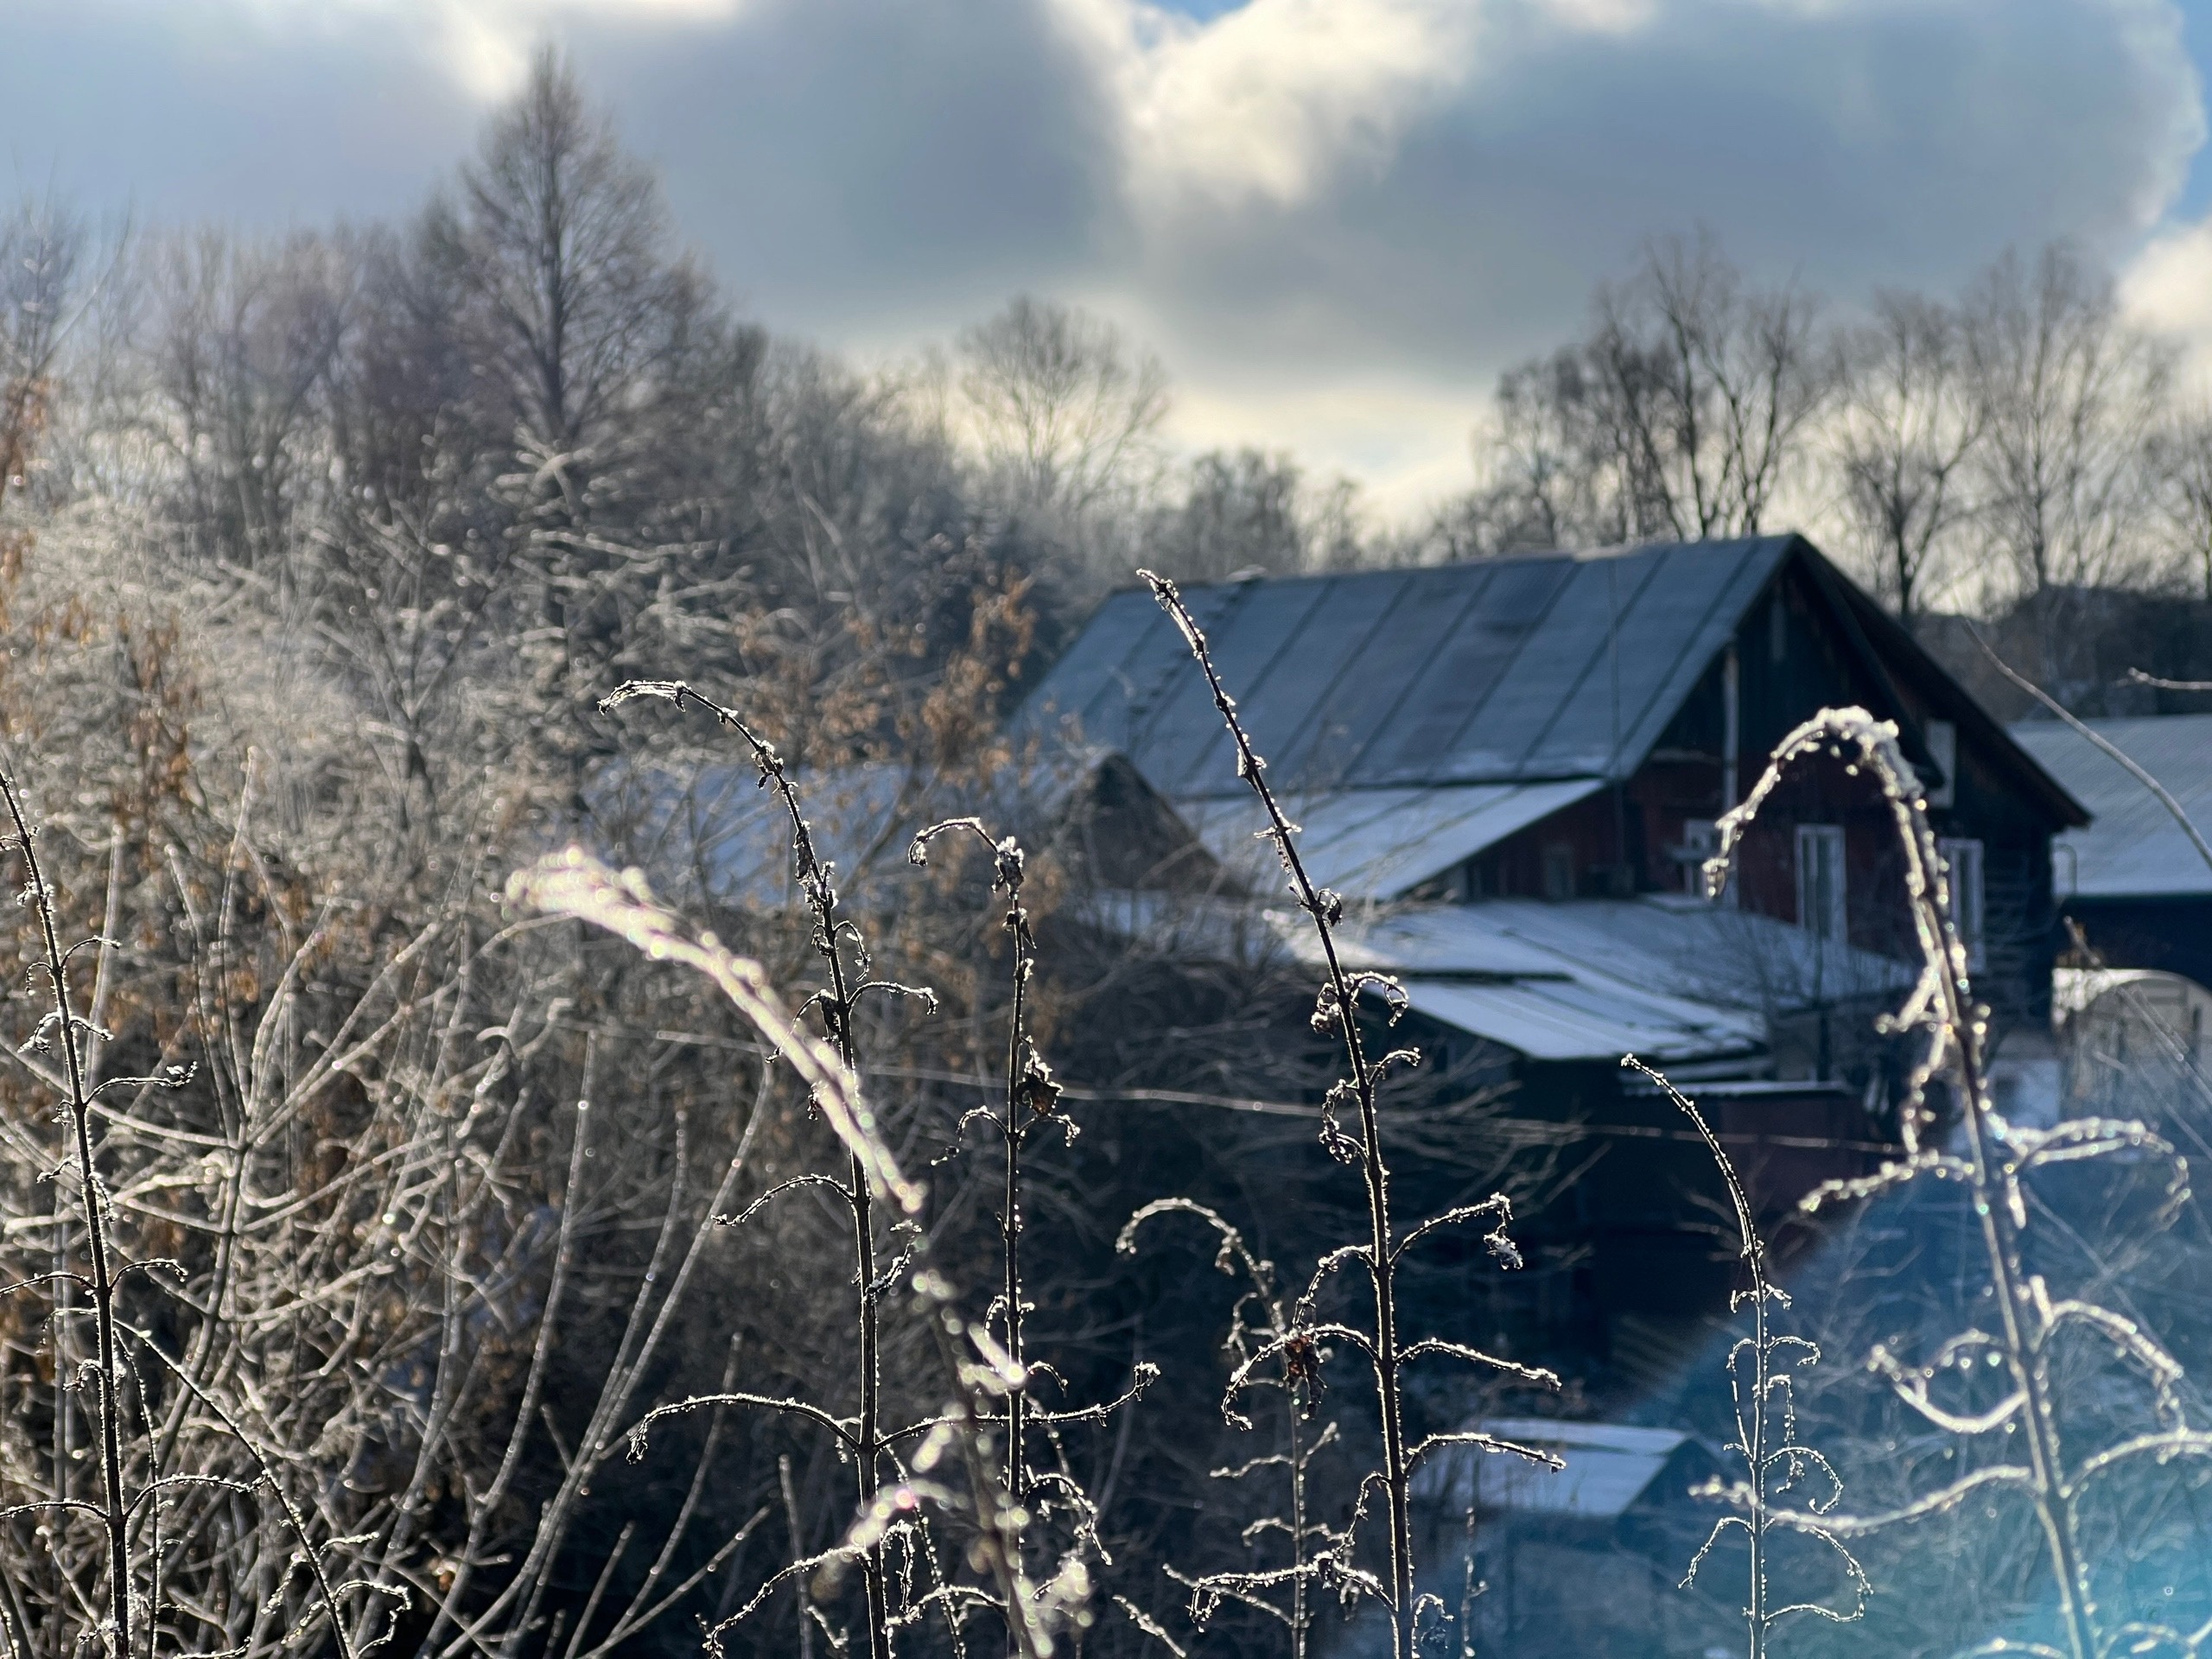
[1140,572,1558,1659]
[1624,1054,1866,1657]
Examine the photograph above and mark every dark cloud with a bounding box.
[0,0,2202,497]
[1124,0,2202,381]
[0,2,471,228]
[571,0,1122,333]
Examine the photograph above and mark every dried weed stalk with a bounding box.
[1623,1054,1867,1657]
[910,816,1157,1651]
[578,678,930,1659]
[1135,571,1559,1659]
[1707,706,2209,1659]
[1118,1198,1336,1657]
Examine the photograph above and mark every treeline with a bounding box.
[11,51,2207,745]
[1445,231,2208,664]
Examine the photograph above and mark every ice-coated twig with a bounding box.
[561,675,940,1659]
[1625,1054,1866,1656]
[1706,706,2201,1659]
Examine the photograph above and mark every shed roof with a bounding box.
[1260,895,1912,1063]
[2009,715,2212,899]
[1020,538,1796,797]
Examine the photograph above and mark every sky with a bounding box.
[10,0,2212,518]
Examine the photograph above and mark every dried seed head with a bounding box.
[1281,1330,1325,1396]
[1310,984,1342,1036]
[1013,1040,1061,1119]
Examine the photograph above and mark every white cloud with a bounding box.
[1090,0,1480,212]
[230,0,747,98]
[2125,213,2212,386]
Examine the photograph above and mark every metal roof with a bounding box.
[2009,715,2212,898]
[1397,976,1758,1065]
[1263,896,1913,1064]
[1414,1419,1713,1521]
[1176,779,1607,900]
[603,747,1140,912]
[1019,538,1796,798]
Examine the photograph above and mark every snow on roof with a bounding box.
[1264,897,1912,1064]
[1414,1420,1711,1521]
[2010,715,2212,899]
[601,746,1154,912]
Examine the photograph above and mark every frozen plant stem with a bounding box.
[599,679,914,1659]
[1710,708,2138,1659]
[1624,1056,1864,1657]
[910,817,1058,1656]
[1,767,131,1655]
[1140,574,1553,1659]
[1117,1198,1326,1657]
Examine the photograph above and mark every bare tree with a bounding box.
[1464,233,1834,554]
[2147,407,2212,602]
[149,228,352,575]
[1960,245,2170,608]
[959,296,1168,564]
[1830,290,1984,623]
[1587,232,1834,541]
[0,194,90,532]
[1143,448,1313,582]
[424,46,735,771]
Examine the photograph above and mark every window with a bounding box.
[1678,818,1719,896]
[1926,720,1958,810]
[1796,824,1847,941]
[1541,842,1576,901]
[1940,837,1985,966]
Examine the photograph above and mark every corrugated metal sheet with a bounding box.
[1415,1420,1707,1520]
[1019,538,1795,798]
[1258,897,1911,1062]
[1080,890,1903,1064]
[1396,976,1760,1063]
[2011,715,2212,898]
[1177,779,1607,900]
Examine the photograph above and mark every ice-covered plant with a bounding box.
[1624,1054,1867,1657]
[1119,1198,1339,1658]
[909,816,1157,1650]
[1135,572,1560,1659]
[1707,706,2208,1659]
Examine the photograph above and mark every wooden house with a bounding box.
[1019,536,2088,1382]
[1022,534,2084,1053]
[2010,712,2212,991]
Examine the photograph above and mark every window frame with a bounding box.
[1795,823,1847,942]
[1939,836,1986,968]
